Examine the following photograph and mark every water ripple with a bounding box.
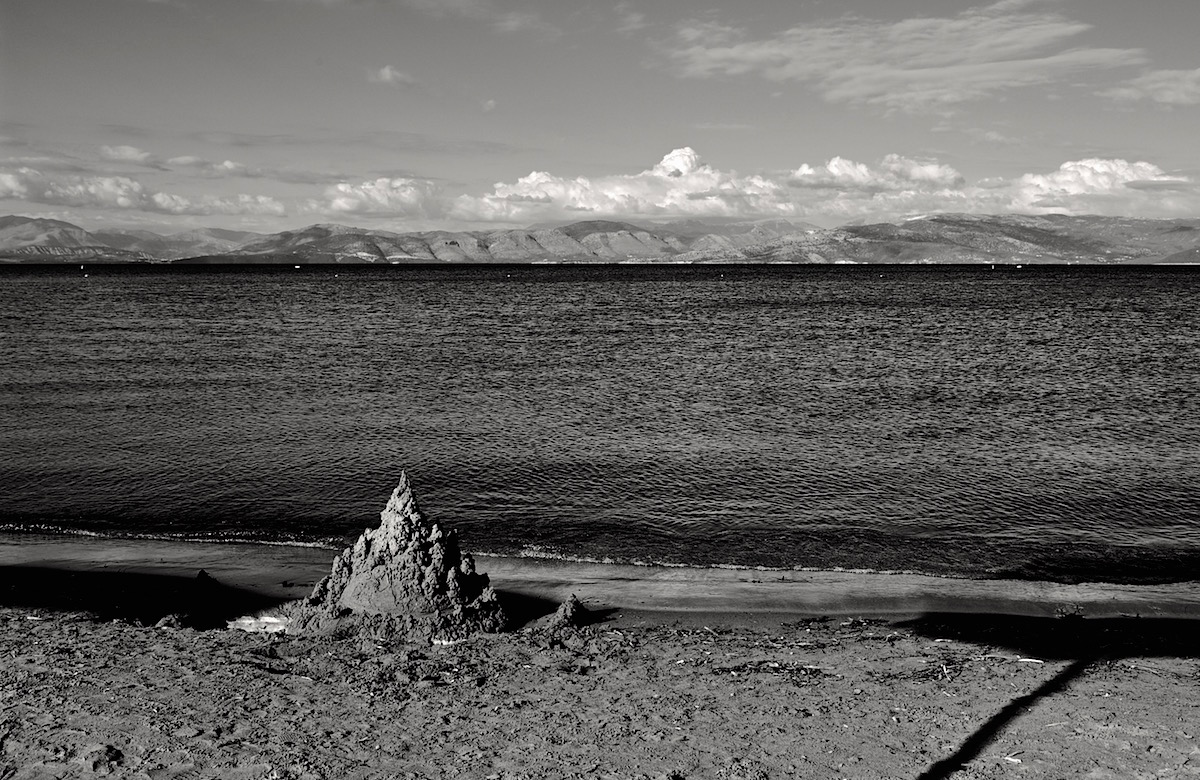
[1,265,1198,583]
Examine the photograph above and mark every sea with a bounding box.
[1,263,1198,585]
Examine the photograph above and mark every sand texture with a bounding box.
[3,603,1199,780]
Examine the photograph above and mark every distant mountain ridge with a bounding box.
[0,216,151,261]
[1,213,1198,265]
[0,217,266,262]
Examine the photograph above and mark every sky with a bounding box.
[2,0,1199,234]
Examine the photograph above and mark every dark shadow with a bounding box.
[494,590,621,630]
[914,657,1094,780]
[494,590,561,629]
[903,613,1200,661]
[0,565,289,629]
[585,606,622,626]
[903,613,1200,780]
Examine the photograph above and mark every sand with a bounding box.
[2,536,1199,779]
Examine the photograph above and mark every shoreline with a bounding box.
[4,532,1199,626]
[3,534,1199,777]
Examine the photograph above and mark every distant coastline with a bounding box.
[4,212,1200,265]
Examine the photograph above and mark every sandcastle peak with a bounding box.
[287,471,507,642]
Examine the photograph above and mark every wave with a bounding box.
[474,545,948,579]
[10,524,1196,588]
[2,523,947,577]
[0,523,344,551]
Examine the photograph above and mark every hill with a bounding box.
[0,216,265,262]
[2,213,1198,264]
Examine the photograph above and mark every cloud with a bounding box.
[101,145,259,178]
[9,145,1198,227]
[452,147,805,222]
[0,154,92,173]
[100,145,157,164]
[0,172,29,200]
[481,98,497,112]
[190,131,307,148]
[451,148,976,223]
[491,9,549,34]
[0,167,286,216]
[932,123,1025,145]
[790,154,964,191]
[784,156,1197,220]
[448,147,1200,225]
[983,0,1060,11]
[659,0,1145,113]
[403,0,555,34]
[970,128,1024,146]
[1123,179,1198,193]
[96,123,156,138]
[368,65,421,87]
[316,177,442,216]
[1008,158,1194,214]
[148,193,287,216]
[1101,69,1200,106]
[97,147,365,185]
[615,2,648,34]
[41,174,149,210]
[100,145,169,171]
[190,128,520,156]
[167,156,252,177]
[166,154,345,184]
[271,0,556,34]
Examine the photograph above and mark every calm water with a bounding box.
[1,264,1198,583]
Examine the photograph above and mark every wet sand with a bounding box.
[4,534,1200,625]
[2,535,1199,778]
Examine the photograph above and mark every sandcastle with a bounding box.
[287,472,507,642]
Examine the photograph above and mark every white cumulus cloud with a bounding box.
[1008,158,1194,214]
[791,155,964,191]
[452,147,798,222]
[0,171,30,200]
[448,148,1200,225]
[9,147,1199,227]
[148,192,287,216]
[43,173,149,209]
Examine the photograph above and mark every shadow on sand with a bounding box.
[0,565,290,629]
[904,613,1200,780]
[0,566,612,634]
[494,590,561,629]
[494,589,618,630]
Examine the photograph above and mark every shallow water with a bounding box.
[1,264,1198,582]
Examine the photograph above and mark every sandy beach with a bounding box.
[2,536,1199,779]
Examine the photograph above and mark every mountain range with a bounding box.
[2,213,1198,265]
